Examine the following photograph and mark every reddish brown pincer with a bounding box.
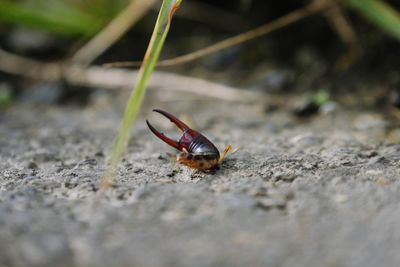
[146,109,234,170]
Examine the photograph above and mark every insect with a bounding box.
[146,109,235,170]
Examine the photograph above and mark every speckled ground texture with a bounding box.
[1,88,400,267]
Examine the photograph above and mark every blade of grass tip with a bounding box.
[347,0,400,41]
[102,0,182,187]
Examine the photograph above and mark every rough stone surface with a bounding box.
[1,89,399,267]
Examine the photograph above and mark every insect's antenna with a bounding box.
[219,144,238,164]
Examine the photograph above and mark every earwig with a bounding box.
[146,109,234,170]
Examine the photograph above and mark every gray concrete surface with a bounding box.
[1,89,399,267]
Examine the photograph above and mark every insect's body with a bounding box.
[177,153,219,170]
[177,133,220,170]
[146,109,233,170]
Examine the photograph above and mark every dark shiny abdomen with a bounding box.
[188,135,219,158]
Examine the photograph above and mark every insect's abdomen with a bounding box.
[188,134,219,157]
[178,153,219,170]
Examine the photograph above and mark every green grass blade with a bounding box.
[347,0,400,40]
[104,0,182,183]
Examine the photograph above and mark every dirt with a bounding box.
[1,86,400,267]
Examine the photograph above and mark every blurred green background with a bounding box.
[0,0,399,105]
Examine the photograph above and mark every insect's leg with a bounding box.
[165,149,187,164]
[177,148,189,163]
[218,144,239,163]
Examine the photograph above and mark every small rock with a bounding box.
[274,172,297,182]
[27,161,39,170]
[358,150,378,158]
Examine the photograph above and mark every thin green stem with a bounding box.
[347,0,400,40]
[103,0,182,185]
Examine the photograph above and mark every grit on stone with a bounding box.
[1,89,399,267]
